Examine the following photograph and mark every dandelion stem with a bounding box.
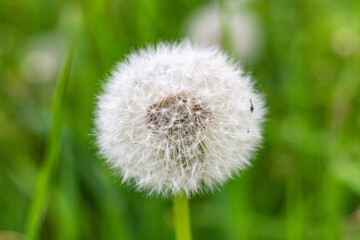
[25,41,75,240]
[173,193,192,240]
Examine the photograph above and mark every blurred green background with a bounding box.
[1,0,360,239]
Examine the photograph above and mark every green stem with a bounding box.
[173,193,192,240]
[25,41,75,240]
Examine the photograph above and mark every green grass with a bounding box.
[25,42,75,240]
[0,0,360,239]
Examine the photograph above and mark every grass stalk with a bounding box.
[25,41,75,240]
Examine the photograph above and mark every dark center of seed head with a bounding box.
[146,93,211,140]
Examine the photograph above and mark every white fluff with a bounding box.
[94,41,265,197]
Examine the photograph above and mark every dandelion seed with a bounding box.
[94,40,265,197]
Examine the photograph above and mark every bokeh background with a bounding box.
[1,0,360,239]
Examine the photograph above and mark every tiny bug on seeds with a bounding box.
[250,99,254,112]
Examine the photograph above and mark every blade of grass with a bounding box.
[219,0,235,54]
[226,178,254,240]
[285,171,304,240]
[25,41,75,240]
[54,135,80,240]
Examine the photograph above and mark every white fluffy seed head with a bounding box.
[94,40,265,198]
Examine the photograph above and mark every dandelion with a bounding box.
[94,40,265,239]
[184,3,264,64]
[20,34,65,84]
[331,27,359,58]
[21,48,59,83]
[95,40,265,197]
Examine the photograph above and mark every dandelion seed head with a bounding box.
[94,40,265,197]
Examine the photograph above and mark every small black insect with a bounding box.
[250,99,254,113]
